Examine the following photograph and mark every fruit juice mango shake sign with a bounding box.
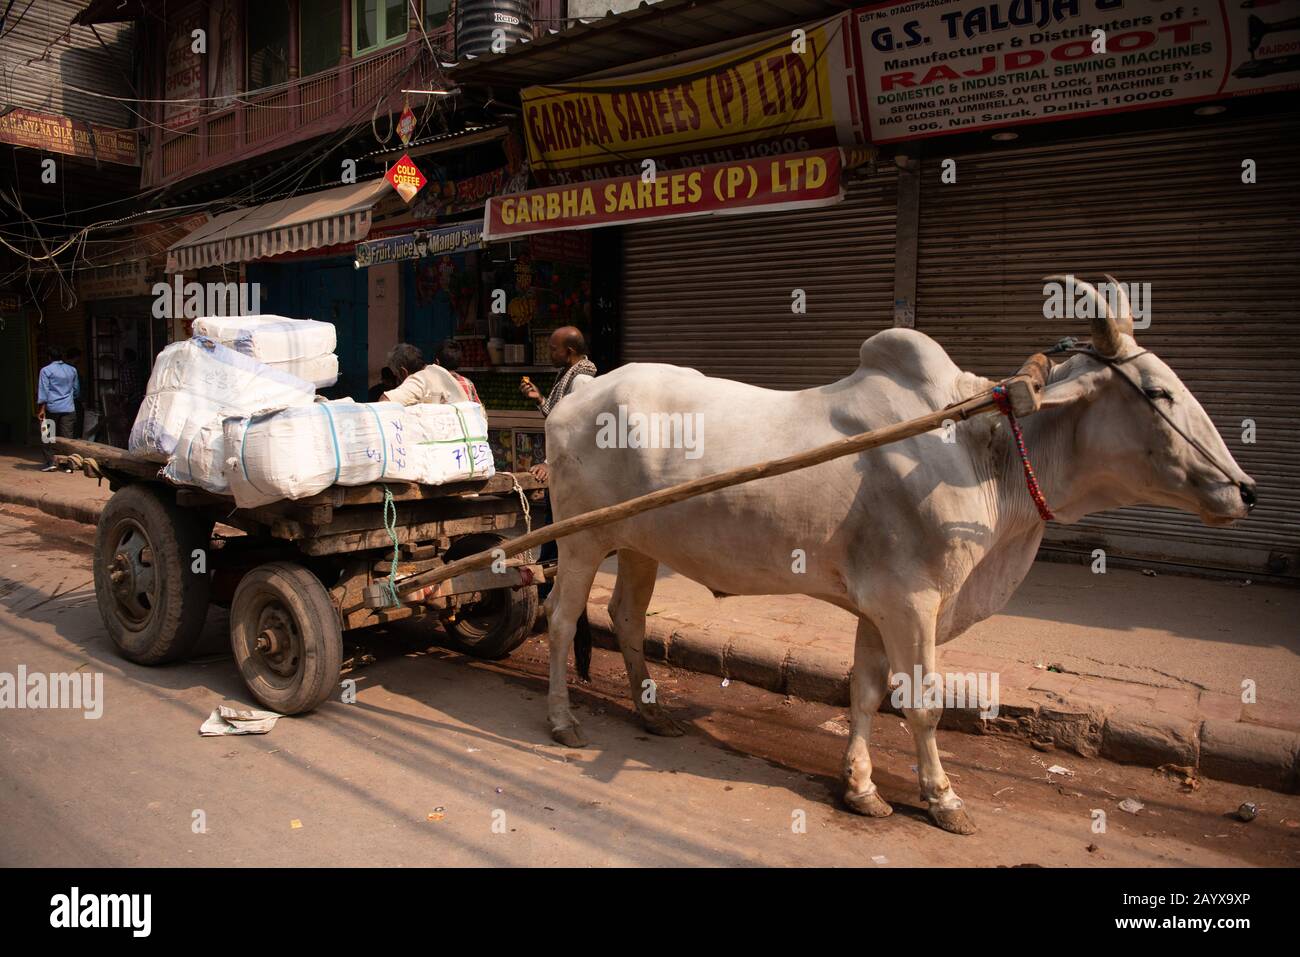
[854,0,1300,143]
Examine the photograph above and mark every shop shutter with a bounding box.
[915,114,1300,577]
[621,167,899,390]
[0,1,136,128]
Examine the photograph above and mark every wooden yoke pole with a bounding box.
[393,354,1051,597]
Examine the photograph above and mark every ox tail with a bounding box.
[574,610,592,682]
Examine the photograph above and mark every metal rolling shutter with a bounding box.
[621,167,898,390]
[915,114,1300,577]
[0,1,136,128]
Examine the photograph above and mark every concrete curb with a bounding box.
[1102,708,1199,768]
[5,483,1295,796]
[1200,720,1300,792]
[0,486,103,527]
[585,604,1300,795]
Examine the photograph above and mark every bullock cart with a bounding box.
[49,352,1046,719]
[51,437,546,715]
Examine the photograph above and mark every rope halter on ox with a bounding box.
[990,383,1055,522]
[987,269,1255,527]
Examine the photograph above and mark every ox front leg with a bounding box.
[843,618,893,818]
[545,541,604,749]
[609,550,684,737]
[877,597,976,835]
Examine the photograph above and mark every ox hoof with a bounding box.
[641,710,687,737]
[928,803,977,835]
[551,724,587,748]
[844,789,894,818]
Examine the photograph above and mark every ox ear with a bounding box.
[1037,363,1105,410]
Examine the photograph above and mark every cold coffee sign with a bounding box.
[854,0,1300,143]
[385,154,427,203]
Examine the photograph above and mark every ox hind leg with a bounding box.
[843,617,893,818]
[608,549,685,737]
[545,533,606,748]
[872,593,975,835]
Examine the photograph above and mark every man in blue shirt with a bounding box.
[37,346,80,472]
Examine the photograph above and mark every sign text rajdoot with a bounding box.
[854,0,1300,143]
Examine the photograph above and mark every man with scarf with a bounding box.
[519,325,597,678]
[519,325,598,471]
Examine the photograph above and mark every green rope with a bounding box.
[382,485,401,607]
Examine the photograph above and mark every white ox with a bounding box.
[542,278,1255,834]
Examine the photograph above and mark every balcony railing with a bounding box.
[147,33,444,188]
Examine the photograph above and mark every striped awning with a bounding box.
[165,178,391,273]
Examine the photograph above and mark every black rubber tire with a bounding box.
[230,562,342,715]
[439,533,539,660]
[93,483,213,665]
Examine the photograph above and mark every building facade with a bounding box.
[453,0,1300,579]
[0,0,140,442]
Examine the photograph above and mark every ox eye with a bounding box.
[1143,387,1172,401]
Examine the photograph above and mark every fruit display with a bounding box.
[531,329,555,365]
[470,369,558,412]
[456,337,489,367]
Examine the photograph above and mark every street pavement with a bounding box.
[1,503,1298,867]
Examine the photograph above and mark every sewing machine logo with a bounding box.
[1234,1,1300,79]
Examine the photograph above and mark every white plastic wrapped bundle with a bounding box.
[267,353,339,388]
[224,400,392,507]
[129,337,316,461]
[402,402,495,485]
[163,417,228,493]
[191,315,337,363]
[223,400,494,508]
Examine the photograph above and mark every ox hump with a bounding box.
[857,328,961,389]
[545,363,707,435]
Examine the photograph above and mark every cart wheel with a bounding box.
[94,483,213,665]
[439,533,539,660]
[230,562,342,715]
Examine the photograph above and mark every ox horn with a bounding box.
[1045,274,1123,356]
[1102,273,1135,337]
[1075,275,1124,357]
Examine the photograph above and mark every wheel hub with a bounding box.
[107,521,157,627]
[253,607,300,678]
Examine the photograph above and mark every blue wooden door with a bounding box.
[247,257,368,401]
[310,261,368,401]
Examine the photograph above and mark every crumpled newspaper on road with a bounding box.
[199,704,283,736]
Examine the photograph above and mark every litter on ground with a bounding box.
[200,705,283,736]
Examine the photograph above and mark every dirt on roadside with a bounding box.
[10,500,1299,867]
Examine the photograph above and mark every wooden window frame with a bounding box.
[351,0,408,57]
